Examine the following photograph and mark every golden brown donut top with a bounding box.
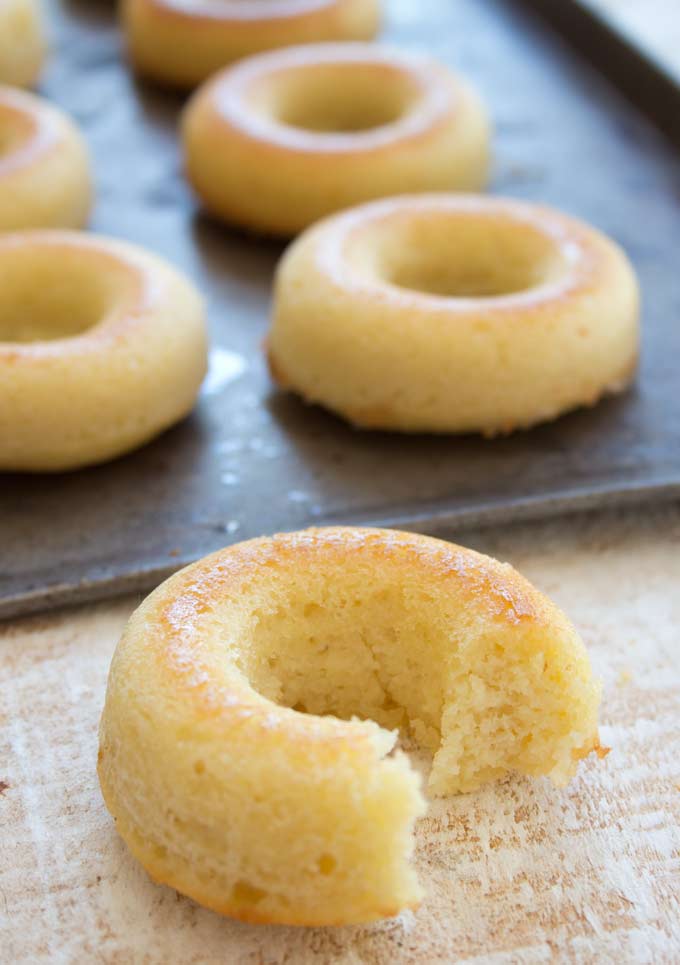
[145,0,362,23]
[0,88,62,177]
[201,44,459,155]
[0,232,163,362]
[310,194,613,313]
[147,528,568,743]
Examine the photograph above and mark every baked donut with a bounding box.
[183,44,490,235]
[0,87,92,231]
[0,231,207,471]
[98,526,602,926]
[123,0,380,89]
[268,194,640,433]
[0,0,46,88]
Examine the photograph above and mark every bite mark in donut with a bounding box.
[98,527,602,925]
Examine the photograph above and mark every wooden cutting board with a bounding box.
[2,504,679,962]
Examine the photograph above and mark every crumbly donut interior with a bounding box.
[227,560,597,795]
[0,247,130,342]
[247,62,421,133]
[347,210,569,297]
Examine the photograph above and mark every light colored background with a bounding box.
[2,1,680,962]
[586,0,680,81]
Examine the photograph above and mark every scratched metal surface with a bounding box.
[2,0,680,618]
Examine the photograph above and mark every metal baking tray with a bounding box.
[2,0,679,618]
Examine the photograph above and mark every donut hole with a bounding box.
[0,246,130,343]
[232,557,594,795]
[248,63,420,134]
[354,212,568,298]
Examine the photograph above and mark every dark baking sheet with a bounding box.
[2,0,680,619]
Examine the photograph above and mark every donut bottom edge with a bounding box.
[97,526,602,925]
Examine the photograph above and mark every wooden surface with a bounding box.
[2,504,680,963]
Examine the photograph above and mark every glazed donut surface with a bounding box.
[269,194,640,433]
[183,43,490,235]
[98,526,602,926]
[123,0,380,88]
[0,0,46,88]
[0,231,207,471]
[0,87,92,230]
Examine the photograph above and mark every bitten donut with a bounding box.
[99,527,602,926]
[183,44,490,235]
[123,0,380,89]
[0,88,92,230]
[269,194,640,433]
[0,0,46,88]
[0,231,207,471]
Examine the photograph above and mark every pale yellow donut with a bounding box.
[0,0,46,88]
[268,194,640,433]
[0,87,92,230]
[183,44,490,235]
[0,231,207,471]
[98,526,602,926]
[123,0,380,89]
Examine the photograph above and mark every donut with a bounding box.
[123,0,380,89]
[268,194,640,433]
[98,526,602,925]
[0,231,207,471]
[0,88,92,231]
[182,44,490,235]
[0,0,46,88]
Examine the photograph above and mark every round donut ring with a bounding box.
[98,526,602,926]
[268,194,640,434]
[183,43,491,236]
[123,0,380,89]
[0,231,208,471]
[0,0,46,88]
[0,87,92,230]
